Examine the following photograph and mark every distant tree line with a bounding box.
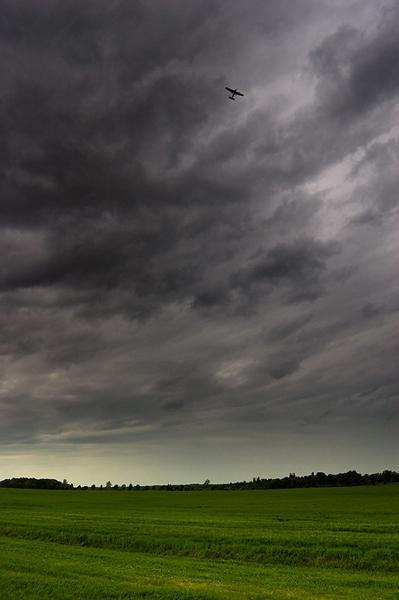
[1,470,398,491]
[141,470,399,491]
[0,477,73,490]
[206,470,399,491]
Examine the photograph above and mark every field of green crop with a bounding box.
[0,485,398,599]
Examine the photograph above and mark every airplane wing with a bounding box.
[225,87,235,93]
[235,91,244,96]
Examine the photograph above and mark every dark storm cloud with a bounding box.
[192,284,230,309]
[1,0,394,319]
[246,238,338,285]
[0,0,263,321]
[230,238,340,308]
[312,4,399,117]
[0,0,398,482]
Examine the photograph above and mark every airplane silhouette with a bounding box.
[225,87,244,100]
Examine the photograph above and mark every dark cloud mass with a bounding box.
[0,0,398,485]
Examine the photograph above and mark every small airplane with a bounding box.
[225,87,244,100]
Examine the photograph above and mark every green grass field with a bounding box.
[0,485,398,599]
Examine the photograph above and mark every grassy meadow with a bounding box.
[0,485,398,599]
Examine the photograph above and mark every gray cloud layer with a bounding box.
[0,0,398,483]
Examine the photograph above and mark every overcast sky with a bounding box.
[1,0,398,486]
